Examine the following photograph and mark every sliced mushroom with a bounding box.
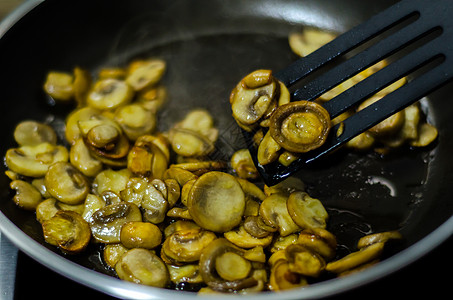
[70,138,103,177]
[165,178,181,208]
[126,59,166,91]
[410,123,438,147]
[10,180,42,210]
[161,222,216,264]
[103,243,128,268]
[36,198,59,223]
[259,193,300,237]
[288,28,336,57]
[224,224,273,248]
[285,244,325,277]
[243,216,273,239]
[230,69,279,128]
[357,231,402,249]
[114,104,157,141]
[268,259,308,291]
[257,131,281,165]
[168,128,215,157]
[141,179,169,224]
[65,107,101,145]
[14,121,57,146]
[90,202,142,243]
[86,78,134,110]
[199,238,263,292]
[137,85,167,112]
[166,207,193,220]
[42,210,91,254]
[81,193,106,222]
[92,168,132,195]
[44,162,89,205]
[115,248,169,287]
[120,221,162,249]
[187,171,245,232]
[119,177,149,207]
[236,177,266,202]
[270,234,298,253]
[216,252,252,281]
[231,149,259,179]
[5,143,68,177]
[167,264,203,284]
[297,228,337,261]
[163,167,198,187]
[346,131,375,150]
[325,242,385,274]
[287,191,328,230]
[358,96,405,137]
[43,71,74,101]
[127,135,168,178]
[73,67,92,106]
[173,109,218,141]
[264,177,306,197]
[269,101,331,153]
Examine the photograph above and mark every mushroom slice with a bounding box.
[115,248,169,287]
[70,138,103,177]
[36,198,60,223]
[43,71,74,101]
[270,234,298,253]
[141,179,169,224]
[115,104,157,141]
[163,167,198,187]
[236,178,266,202]
[285,244,325,277]
[10,180,42,210]
[268,259,308,291]
[90,202,142,243]
[126,59,166,91]
[259,193,300,237]
[243,216,273,238]
[199,238,261,292]
[410,123,438,147]
[92,168,132,195]
[231,149,259,179]
[289,28,337,57]
[42,210,91,254]
[5,143,68,178]
[270,101,331,153]
[297,228,337,261]
[87,78,134,110]
[357,231,402,249]
[187,171,245,232]
[103,243,128,268]
[73,67,92,106]
[161,223,216,264]
[224,224,273,249]
[120,221,162,249]
[287,191,328,230]
[216,252,252,281]
[257,131,281,165]
[169,128,215,157]
[173,109,218,141]
[120,177,149,207]
[81,193,106,222]
[45,162,89,205]
[358,96,405,137]
[325,242,385,274]
[167,264,203,284]
[14,121,57,146]
[127,135,168,178]
[65,107,101,145]
[137,85,167,112]
[230,70,279,127]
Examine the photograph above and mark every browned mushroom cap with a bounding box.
[230,70,279,128]
[161,222,216,264]
[199,238,261,292]
[90,202,142,243]
[287,191,328,230]
[42,210,91,254]
[14,121,57,146]
[187,171,245,232]
[44,162,89,205]
[115,248,169,287]
[269,101,331,153]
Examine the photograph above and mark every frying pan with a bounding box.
[0,0,452,298]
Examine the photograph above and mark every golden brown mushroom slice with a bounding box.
[43,71,74,101]
[65,107,101,145]
[297,228,337,261]
[287,191,328,230]
[187,171,245,232]
[199,238,263,292]
[103,243,128,268]
[120,221,162,249]
[285,244,326,277]
[114,103,157,141]
[90,202,142,243]
[269,100,331,153]
[5,143,68,178]
[126,59,166,91]
[86,78,134,110]
[14,121,57,146]
[69,138,103,177]
[259,193,300,237]
[10,180,42,210]
[127,135,168,179]
[44,162,89,205]
[42,210,91,254]
[230,149,259,179]
[115,248,169,287]
[268,259,308,291]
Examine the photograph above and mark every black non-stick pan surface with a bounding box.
[0,0,452,299]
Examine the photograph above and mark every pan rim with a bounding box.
[0,0,452,299]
